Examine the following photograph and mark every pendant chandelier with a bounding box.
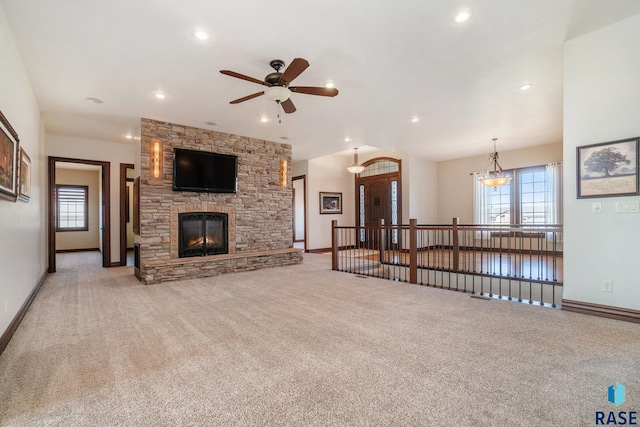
[478,138,512,187]
[347,147,365,174]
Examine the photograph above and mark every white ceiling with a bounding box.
[2,0,640,162]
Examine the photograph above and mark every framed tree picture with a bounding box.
[19,147,31,202]
[577,137,639,198]
[0,111,19,202]
[319,192,342,214]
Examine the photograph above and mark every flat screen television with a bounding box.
[172,148,238,193]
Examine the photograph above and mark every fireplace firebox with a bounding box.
[178,212,228,258]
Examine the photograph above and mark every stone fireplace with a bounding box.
[178,212,228,258]
[136,118,302,285]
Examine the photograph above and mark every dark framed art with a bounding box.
[319,192,342,214]
[19,147,32,202]
[0,111,19,202]
[577,137,639,198]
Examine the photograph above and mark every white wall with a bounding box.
[125,166,135,250]
[47,135,136,264]
[307,154,354,250]
[0,5,47,337]
[563,14,640,310]
[408,156,438,223]
[437,142,563,223]
[292,178,305,241]
[55,168,100,251]
[126,180,135,249]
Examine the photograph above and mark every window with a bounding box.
[518,167,548,224]
[56,185,89,231]
[474,163,562,225]
[359,159,399,177]
[483,172,513,225]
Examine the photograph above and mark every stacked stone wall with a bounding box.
[138,118,300,284]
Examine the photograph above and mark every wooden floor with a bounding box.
[345,248,563,282]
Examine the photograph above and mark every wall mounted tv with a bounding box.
[172,148,238,193]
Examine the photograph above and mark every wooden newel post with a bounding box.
[409,219,417,284]
[331,220,338,270]
[452,217,460,272]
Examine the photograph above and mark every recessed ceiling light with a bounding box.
[411,117,420,123]
[454,10,471,23]
[325,82,335,88]
[520,84,533,91]
[125,134,134,139]
[192,29,210,41]
[344,137,351,142]
[259,117,269,123]
[206,121,218,126]
[281,136,290,140]
[153,92,166,99]
[86,97,103,104]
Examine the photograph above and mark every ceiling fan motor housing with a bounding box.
[265,72,282,85]
[266,59,286,85]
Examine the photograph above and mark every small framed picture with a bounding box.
[0,111,19,202]
[19,147,31,202]
[577,137,639,198]
[319,192,342,214]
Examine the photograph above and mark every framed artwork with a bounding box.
[319,192,342,214]
[577,137,639,198]
[19,147,31,202]
[0,111,19,202]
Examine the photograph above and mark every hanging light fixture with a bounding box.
[347,147,365,174]
[264,86,291,102]
[263,86,292,124]
[478,138,512,187]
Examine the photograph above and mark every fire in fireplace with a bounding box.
[178,212,228,258]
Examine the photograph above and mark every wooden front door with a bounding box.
[359,175,393,248]
[355,157,402,251]
[364,176,391,227]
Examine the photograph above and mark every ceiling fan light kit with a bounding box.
[478,138,512,187]
[220,58,339,116]
[264,86,291,102]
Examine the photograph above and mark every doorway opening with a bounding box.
[120,163,135,266]
[292,175,306,251]
[48,157,111,272]
[355,158,402,249]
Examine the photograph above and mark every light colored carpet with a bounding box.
[0,252,638,426]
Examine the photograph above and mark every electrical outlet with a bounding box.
[603,280,613,293]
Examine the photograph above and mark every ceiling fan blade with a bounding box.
[281,98,296,114]
[230,92,264,104]
[290,86,339,97]
[220,70,270,87]
[278,58,309,85]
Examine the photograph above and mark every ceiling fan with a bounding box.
[220,58,339,114]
